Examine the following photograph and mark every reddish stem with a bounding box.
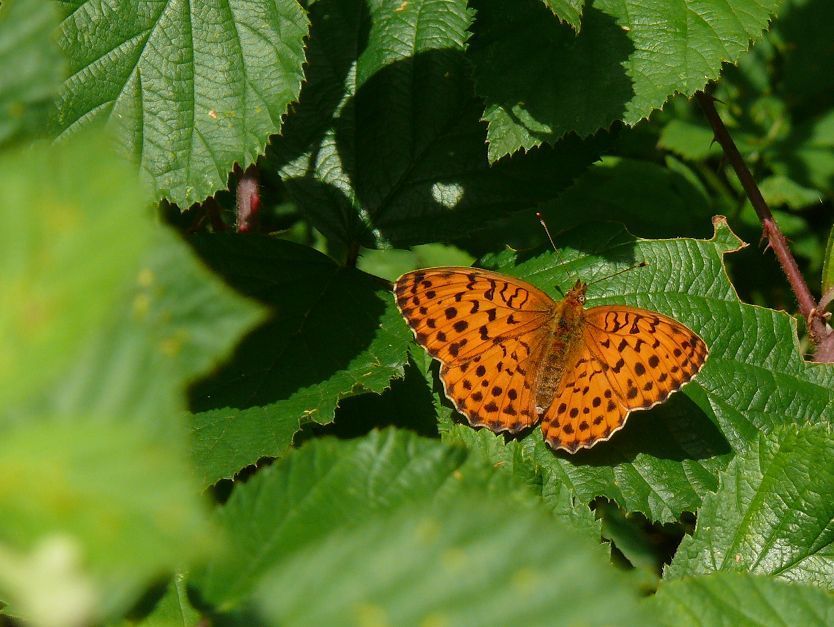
[696,91,831,353]
[236,165,261,233]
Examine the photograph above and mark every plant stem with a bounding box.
[696,91,831,353]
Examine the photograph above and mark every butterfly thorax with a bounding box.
[533,282,588,415]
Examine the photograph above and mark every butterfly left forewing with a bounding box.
[394,268,555,432]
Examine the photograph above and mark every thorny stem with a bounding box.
[696,91,832,359]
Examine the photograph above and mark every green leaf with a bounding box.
[0,419,213,624]
[659,120,723,161]
[433,218,834,523]
[55,0,309,207]
[542,0,584,31]
[266,0,601,247]
[666,424,834,588]
[0,131,150,413]
[649,572,834,626]
[0,129,262,622]
[770,110,834,195]
[442,424,602,542]
[0,0,63,148]
[470,0,782,160]
[188,236,412,487]
[191,430,469,609]
[255,496,647,626]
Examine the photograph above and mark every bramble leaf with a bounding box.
[55,0,309,207]
[649,572,834,625]
[187,237,413,487]
[666,424,834,588]
[266,0,601,247]
[256,496,646,626]
[424,218,834,523]
[470,0,782,160]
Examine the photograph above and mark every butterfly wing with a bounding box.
[395,268,554,433]
[541,306,708,452]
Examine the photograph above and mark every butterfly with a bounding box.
[394,267,708,453]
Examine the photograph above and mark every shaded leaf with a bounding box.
[56,0,309,206]
[470,0,781,160]
[649,572,834,626]
[667,424,834,588]
[267,0,601,247]
[543,0,584,31]
[188,236,412,487]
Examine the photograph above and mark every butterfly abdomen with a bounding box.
[534,309,586,415]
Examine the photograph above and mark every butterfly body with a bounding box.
[533,283,587,415]
[394,267,707,453]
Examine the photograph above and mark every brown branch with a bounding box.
[696,91,831,354]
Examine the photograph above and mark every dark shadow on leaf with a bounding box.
[267,0,604,247]
[187,234,392,415]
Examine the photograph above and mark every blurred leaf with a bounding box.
[667,424,834,588]
[191,430,468,609]
[776,0,834,115]
[759,175,823,210]
[188,236,412,487]
[55,0,309,207]
[771,110,834,194]
[470,0,781,160]
[659,120,722,161]
[649,572,834,626]
[0,0,63,148]
[542,0,584,30]
[441,424,601,541]
[0,129,262,622]
[267,0,601,247]
[429,219,834,523]
[22,227,265,426]
[255,496,647,626]
[0,419,213,623]
[0,131,150,414]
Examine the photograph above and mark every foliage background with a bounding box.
[2,0,834,624]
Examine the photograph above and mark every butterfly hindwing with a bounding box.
[540,346,627,452]
[440,335,544,432]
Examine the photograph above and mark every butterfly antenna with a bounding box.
[587,261,648,286]
[536,212,558,252]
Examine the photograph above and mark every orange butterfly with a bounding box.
[394,267,708,453]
